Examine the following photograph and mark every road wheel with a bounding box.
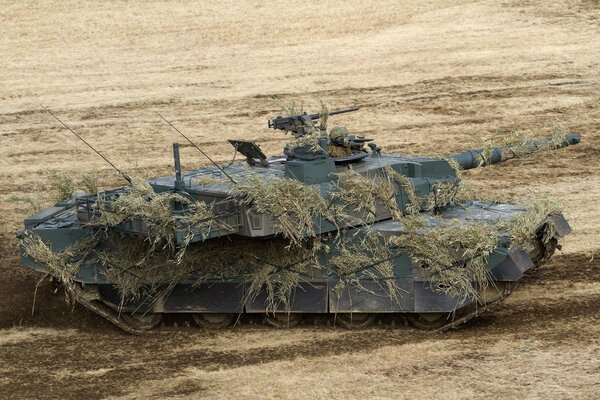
[407,313,450,330]
[478,282,510,305]
[264,313,301,328]
[531,237,558,266]
[120,313,162,331]
[192,313,235,329]
[335,313,375,329]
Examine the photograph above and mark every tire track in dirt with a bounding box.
[0,326,421,399]
[521,253,600,284]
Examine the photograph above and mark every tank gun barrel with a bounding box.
[447,133,581,170]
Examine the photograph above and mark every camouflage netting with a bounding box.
[389,217,498,301]
[96,234,321,312]
[284,128,324,155]
[328,230,401,306]
[20,160,564,313]
[331,170,400,222]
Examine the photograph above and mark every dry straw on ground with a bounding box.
[45,170,75,202]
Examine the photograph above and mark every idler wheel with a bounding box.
[335,313,375,329]
[531,236,558,266]
[193,313,235,329]
[264,313,301,328]
[407,313,450,330]
[120,313,163,331]
[538,237,558,263]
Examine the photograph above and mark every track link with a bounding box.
[435,285,514,332]
[73,286,147,335]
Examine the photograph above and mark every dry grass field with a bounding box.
[1,0,600,399]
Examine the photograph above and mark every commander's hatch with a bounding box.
[228,139,269,167]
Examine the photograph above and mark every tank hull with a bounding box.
[19,200,569,331]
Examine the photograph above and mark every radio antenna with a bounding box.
[155,112,237,184]
[41,106,132,184]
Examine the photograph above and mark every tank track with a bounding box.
[435,284,514,332]
[73,285,148,335]
[71,284,514,334]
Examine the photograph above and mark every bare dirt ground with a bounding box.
[1,1,599,399]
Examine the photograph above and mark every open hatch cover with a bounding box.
[228,139,269,167]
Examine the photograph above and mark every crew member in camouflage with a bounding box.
[328,126,352,158]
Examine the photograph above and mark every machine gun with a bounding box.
[268,107,359,137]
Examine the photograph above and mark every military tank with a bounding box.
[18,107,581,333]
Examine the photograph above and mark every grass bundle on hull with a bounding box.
[329,230,401,306]
[381,165,460,214]
[93,177,216,258]
[95,234,320,314]
[234,175,333,247]
[500,193,563,252]
[389,218,498,302]
[333,170,401,222]
[21,234,99,301]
